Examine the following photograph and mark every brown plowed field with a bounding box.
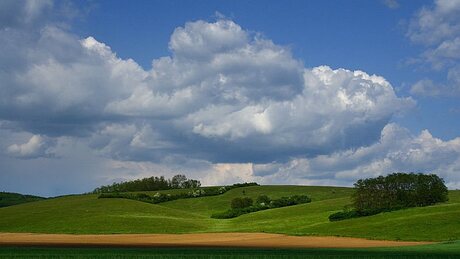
[0,233,433,248]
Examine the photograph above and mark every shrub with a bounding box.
[289,195,312,204]
[135,193,150,199]
[213,194,312,219]
[269,195,311,208]
[231,182,259,188]
[98,193,125,199]
[256,195,271,205]
[328,211,359,221]
[190,189,206,197]
[211,206,269,219]
[231,197,253,209]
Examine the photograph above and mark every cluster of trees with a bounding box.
[212,194,311,219]
[329,173,449,221]
[92,174,201,193]
[231,197,254,209]
[98,182,260,204]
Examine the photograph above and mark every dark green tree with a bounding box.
[256,195,271,205]
[231,197,253,209]
[352,172,448,213]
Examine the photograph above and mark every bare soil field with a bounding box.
[0,233,433,248]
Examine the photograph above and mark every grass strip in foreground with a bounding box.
[0,244,460,259]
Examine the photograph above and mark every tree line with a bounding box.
[330,172,448,221]
[98,182,260,204]
[92,174,201,193]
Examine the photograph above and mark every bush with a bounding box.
[270,197,293,208]
[231,197,253,209]
[211,206,269,219]
[98,193,125,199]
[231,182,259,188]
[256,195,271,205]
[328,211,359,221]
[135,193,150,199]
[269,195,311,208]
[289,195,312,204]
[213,194,312,219]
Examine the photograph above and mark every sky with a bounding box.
[1,0,460,197]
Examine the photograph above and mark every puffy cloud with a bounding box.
[407,0,460,96]
[253,124,460,188]
[180,66,413,162]
[201,163,256,186]
[107,19,305,119]
[103,17,413,163]
[407,0,460,46]
[0,9,413,163]
[6,134,55,159]
[410,79,444,96]
[169,19,248,61]
[411,65,460,96]
[424,37,460,66]
[0,22,145,135]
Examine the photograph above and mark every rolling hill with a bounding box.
[0,192,45,208]
[0,186,459,241]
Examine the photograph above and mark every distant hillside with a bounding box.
[0,186,459,241]
[0,192,45,208]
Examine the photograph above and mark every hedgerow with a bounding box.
[211,194,311,219]
[98,182,259,204]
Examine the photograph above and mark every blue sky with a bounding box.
[1,0,460,196]
[78,1,421,80]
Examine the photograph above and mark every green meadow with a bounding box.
[1,185,459,243]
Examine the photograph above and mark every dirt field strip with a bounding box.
[0,233,434,248]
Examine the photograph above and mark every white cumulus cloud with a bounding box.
[7,135,55,159]
[253,124,460,188]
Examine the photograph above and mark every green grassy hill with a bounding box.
[0,186,459,242]
[0,192,44,208]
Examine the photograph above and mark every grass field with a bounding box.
[1,242,460,259]
[0,192,44,208]
[0,186,459,243]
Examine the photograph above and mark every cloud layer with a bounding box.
[0,9,414,163]
[253,124,460,189]
[0,0,458,196]
[408,0,460,96]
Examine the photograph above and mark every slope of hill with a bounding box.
[0,186,458,242]
[0,192,44,208]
